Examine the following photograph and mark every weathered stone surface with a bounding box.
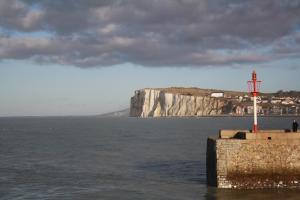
[207,131,300,189]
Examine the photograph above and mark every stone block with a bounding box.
[207,130,300,189]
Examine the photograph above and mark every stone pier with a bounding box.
[206,130,300,189]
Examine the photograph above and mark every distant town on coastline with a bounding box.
[215,89,300,116]
[129,88,300,117]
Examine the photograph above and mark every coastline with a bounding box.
[129,114,300,118]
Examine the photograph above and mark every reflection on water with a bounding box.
[206,187,300,200]
[138,160,206,184]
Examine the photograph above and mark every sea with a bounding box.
[0,116,300,200]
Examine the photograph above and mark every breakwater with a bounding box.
[207,130,300,189]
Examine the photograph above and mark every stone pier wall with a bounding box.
[207,131,300,189]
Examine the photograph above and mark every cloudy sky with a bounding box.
[1,0,300,116]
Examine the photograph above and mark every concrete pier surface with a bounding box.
[206,130,300,189]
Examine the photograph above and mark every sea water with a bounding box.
[0,116,299,200]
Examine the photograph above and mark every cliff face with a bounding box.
[130,88,227,117]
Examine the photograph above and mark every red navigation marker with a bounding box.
[248,71,262,133]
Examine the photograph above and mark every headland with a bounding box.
[130,87,300,117]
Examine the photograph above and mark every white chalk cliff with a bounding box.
[130,88,227,117]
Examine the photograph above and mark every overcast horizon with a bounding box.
[1,0,300,117]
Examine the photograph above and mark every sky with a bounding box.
[1,0,300,116]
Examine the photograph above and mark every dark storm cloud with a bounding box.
[0,0,300,67]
